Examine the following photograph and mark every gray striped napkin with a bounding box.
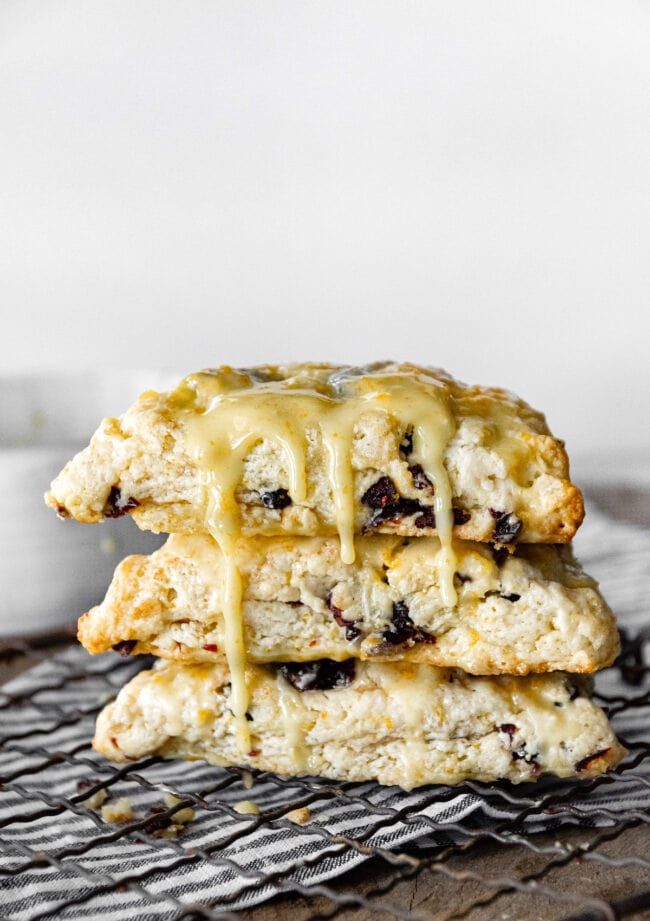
[1,505,649,920]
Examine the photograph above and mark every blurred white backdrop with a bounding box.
[1,0,649,461]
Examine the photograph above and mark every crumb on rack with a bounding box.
[163,792,195,824]
[76,779,108,810]
[101,796,135,823]
[286,807,310,825]
[241,770,254,790]
[234,800,260,815]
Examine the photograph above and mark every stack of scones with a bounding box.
[46,363,625,789]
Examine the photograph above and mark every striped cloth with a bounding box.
[1,505,649,920]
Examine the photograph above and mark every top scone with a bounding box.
[46,362,583,546]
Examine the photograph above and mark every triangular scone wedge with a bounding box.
[80,534,619,676]
[94,659,625,789]
[46,363,583,544]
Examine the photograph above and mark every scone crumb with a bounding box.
[163,792,195,824]
[154,823,185,839]
[242,770,254,790]
[81,788,108,810]
[234,800,260,815]
[76,779,108,810]
[101,797,135,823]
[286,807,310,825]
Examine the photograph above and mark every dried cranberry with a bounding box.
[260,489,292,510]
[145,811,172,832]
[408,464,433,490]
[400,430,414,455]
[76,777,102,791]
[489,509,522,544]
[490,544,510,567]
[362,476,468,533]
[412,506,470,529]
[325,591,361,641]
[362,477,399,509]
[202,644,218,652]
[279,659,356,692]
[565,681,582,701]
[499,723,518,742]
[112,640,137,657]
[414,509,436,529]
[364,497,423,531]
[574,748,611,772]
[103,486,139,519]
[375,601,436,651]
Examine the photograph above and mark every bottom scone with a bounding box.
[94,659,625,789]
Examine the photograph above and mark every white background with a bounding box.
[2,1,650,462]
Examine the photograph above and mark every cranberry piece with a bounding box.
[362,477,468,533]
[362,477,399,509]
[260,489,292,509]
[112,640,137,656]
[279,659,356,692]
[202,644,218,652]
[490,544,510,567]
[565,681,582,701]
[376,601,436,650]
[400,430,414,455]
[408,464,433,490]
[325,592,361,641]
[76,777,102,791]
[499,723,517,742]
[574,748,611,772]
[414,506,470,529]
[103,487,139,519]
[364,497,424,531]
[489,509,522,544]
[414,509,436,529]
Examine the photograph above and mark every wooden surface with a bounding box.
[2,484,650,921]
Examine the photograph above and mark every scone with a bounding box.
[46,362,584,549]
[94,658,626,790]
[79,533,620,675]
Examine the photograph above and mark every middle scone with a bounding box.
[79,534,619,675]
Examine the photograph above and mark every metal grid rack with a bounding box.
[1,630,650,921]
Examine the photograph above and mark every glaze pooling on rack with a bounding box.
[173,363,462,748]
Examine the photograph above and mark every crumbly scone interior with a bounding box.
[94,659,626,790]
[79,534,620,675]
[46,362,583,547]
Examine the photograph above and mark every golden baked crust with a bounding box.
[45,362,584,544]
[79,534,619,675]
[93,658,626,789]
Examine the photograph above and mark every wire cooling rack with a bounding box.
[1,626,650,921]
